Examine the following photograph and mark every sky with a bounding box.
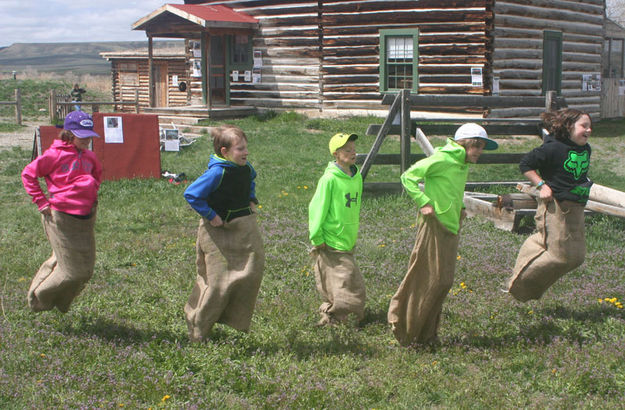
[0,0,182,47]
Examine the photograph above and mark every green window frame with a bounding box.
[229,34,253,71]
[542,30,563,94]
[379,29,419,92]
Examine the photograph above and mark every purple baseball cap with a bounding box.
[63,110,100,138]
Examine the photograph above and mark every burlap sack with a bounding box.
[312,246,366,324]
[185,213,265,341]
[388,214,459,346]
[28,210,97,313]
[507,199,585,302]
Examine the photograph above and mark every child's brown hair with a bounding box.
[59,130,75,143]
[212,125,248,156]
[455,138,485,149]
[540,108,591,142]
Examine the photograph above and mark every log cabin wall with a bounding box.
[105,54,189,111]
[192,0,490,114]
[218,1,323,110]
[491,0,604,118]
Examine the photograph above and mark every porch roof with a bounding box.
[132,3,258,35]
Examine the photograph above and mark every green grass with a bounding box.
[0,78,111,121]
[1,113,625,408]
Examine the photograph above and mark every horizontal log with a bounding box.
[355,152,526,165]
[495,1,603,25]
[517,183,625,218]
[495,14,602,37]
[321,10,488,26]
[365,122,542,137]
[590,184,625,208]
[323,0,487,13]
[380,94,563,108]
[363,181,526,197]
[463,195,519,231]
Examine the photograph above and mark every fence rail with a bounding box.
[0,89,22,125]
[49,90,139,122]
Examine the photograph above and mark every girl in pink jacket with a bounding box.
[21,111,102,313]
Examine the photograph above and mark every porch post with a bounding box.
[201,31,211,108]
[148,35,154,107]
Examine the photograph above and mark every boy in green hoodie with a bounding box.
[308,133,366,326]
[388,123,498,346]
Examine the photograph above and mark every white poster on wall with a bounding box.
[192,59,201,77]
[252,68,261,84]
[232,70,239,81]
[103,116,123,144]
[244,70,252,82]
[492,76,500,95]
[471,67,483,87]
[253,49,262,68]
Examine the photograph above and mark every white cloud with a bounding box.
[0,0,176,46]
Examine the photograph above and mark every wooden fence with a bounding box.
[0,89,22,125]
[357,90,569,231]
[49,90,140,122]
[358,90,565,192]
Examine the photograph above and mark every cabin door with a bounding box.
[154,62,168,107]
[209,35,227,106]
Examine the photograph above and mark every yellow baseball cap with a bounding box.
[328,133,358,154]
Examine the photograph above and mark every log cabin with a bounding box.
[104,0,608,118]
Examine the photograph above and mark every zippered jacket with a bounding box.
[401,138,468,234]
[22,139,102,216]
[520,134,592,204]
[184,154,258,222]
[309,162,362,251]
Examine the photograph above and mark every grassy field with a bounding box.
[1,112,624,408]
[0,77,112,125]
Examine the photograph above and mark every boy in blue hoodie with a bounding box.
[183,125,265,342]
[308,133,366,326]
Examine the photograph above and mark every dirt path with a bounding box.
[0,120,42,152]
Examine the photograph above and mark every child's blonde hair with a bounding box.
[212,125,248,155]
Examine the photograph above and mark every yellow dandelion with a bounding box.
[378,244,386,248]
[18,277,27,282]
[457,255,461,260]
[598,298,603,304]
[119,405,124,408]
[39,353,46,358]
[304,185,308,189]
[162,395,171,402]
[460,282,467,289]
[528,310,534,315]
[258,205,262,209]
[552,369,557,374]
[297,185,301,189]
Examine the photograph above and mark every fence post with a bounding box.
[545,90,556,111]
[49,90,56,123]
[400,89,411,174]
[15,88,22,125]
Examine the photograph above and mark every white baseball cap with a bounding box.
[454,123,498,150]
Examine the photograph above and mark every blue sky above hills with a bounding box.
[0,0,176,47]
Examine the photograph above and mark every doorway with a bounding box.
[154,62,168,107]
[209,35,227,105]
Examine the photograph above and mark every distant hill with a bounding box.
[0,41,184,76]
